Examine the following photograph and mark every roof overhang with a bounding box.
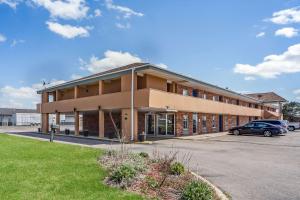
[37,64,260,103]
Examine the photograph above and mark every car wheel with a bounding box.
[288,126,295,131]
[263,130,272,137]
[233,130,240,136]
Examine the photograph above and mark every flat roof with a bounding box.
[37,63,262,103]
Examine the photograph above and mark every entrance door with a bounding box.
[219,115,223,132]
[156,113,175,136]
[157,114,167,136]
[167,114,175,136]
[145,114,155,136]
[192,114,198,134]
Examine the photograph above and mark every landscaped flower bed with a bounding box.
[99,149,220,200]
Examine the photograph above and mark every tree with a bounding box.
[282,102,300,122]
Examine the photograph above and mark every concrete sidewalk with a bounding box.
[175,132,229,141]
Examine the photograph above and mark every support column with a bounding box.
[55,90,59,101]
[122,109,138,142]
[99,110,104,138]
[74,86,79,99]
[56,112,60,125]
[99,80,103,95]
[41,113,49,133]
[75,111,80,136]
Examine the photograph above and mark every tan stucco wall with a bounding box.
[103,78,121,94]
[148,89,263,117]
[41,89,150,114]
[77,84,99,98]
[145,74,167,91]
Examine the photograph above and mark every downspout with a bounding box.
[131,68,135,141]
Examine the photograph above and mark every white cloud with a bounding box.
[256,32,265,38]
[155,63,168,69]
[0,79,65,108]
[32,0,89,20]
[244,76,256,81]
[269,7,300,25]
[0,0,21,9]
[46,21,89,39]
[234,43,300,78]
[105,0,143,19]
[115,22,130,29]
[0,33,7,42]
[10,39,25,47]
[294,89,300,95]
[70,74,82,80]
[94,9,101,17]
[81,50,142,73]
[275,27,298,38]
[0,86,39,108]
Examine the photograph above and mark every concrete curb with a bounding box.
[191,171,229,200]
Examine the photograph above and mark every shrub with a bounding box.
[139,152,149,158]
[181,180,213,200]
[110,164,136,183]
[170,162,185,175]
[145,176,159,189]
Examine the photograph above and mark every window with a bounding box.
[192,89,198,97]
[202,115,207,129]
[244,123,255,128]
[212,115,216,128]
[183,115,188,130]
[183,89,189,96]
[213,96,219,101]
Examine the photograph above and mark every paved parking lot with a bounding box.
[138,132,300,200]
[2,127,300,200]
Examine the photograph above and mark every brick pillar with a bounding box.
[56,113,60,125]
[99,110,104,138]
[121,109,138,142]
[75,111,80,136]
[41,113,49,133]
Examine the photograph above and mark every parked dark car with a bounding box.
[252,120,288,133]
[229,122,284,137]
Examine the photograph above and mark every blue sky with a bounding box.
[0,0,300,108]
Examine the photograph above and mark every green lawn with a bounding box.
[0,134,142,200]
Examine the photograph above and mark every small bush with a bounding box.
[181,180,213,200]
[145,176,159,189]
[139,152,149,158]
[110,164,136,183]
[170,162,185,175]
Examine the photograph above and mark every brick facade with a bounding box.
[104,112,121,138]
[82,112,99,137]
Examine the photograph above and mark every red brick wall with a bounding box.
[138,112,145,134]
[239,116,250,126]
[176,84,193,96]
[176,112,194,136]
[82,112,99,137]
[104,112,121,138]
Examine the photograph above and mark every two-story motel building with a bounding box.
[38,63,285,141]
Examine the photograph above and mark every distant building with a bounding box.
[0,108,40,126]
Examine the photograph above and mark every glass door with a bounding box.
[157,114,167,135]
[167,114,175,136]
[193,113,198,134]
[156,113,175,136]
